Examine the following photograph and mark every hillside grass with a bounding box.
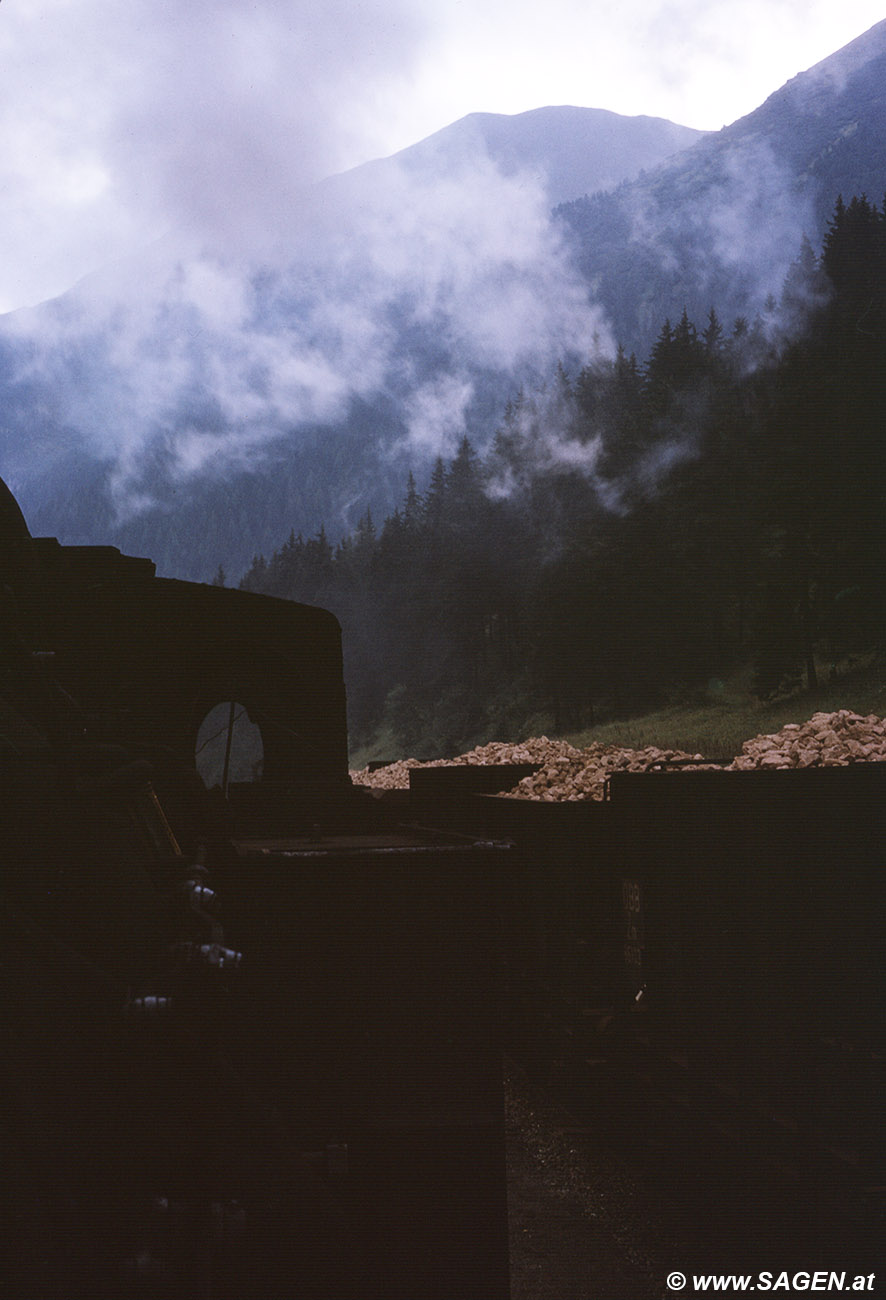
[563,656,886,759]
[349,720,411,771]
[349,655,886,767]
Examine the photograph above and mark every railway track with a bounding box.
[506,1040,884,1291]
[504,1009,885,1287]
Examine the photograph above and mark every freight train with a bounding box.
[2,474,883,1292]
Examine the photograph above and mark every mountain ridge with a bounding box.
[2,22,885,579]
[345,105,706,207]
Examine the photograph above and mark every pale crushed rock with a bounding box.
[728,709,886,771]
[349,756,427,790]
[503,743,706,802]
[350,712,886,801]
[350,737,702,800]
[349,738,582,792]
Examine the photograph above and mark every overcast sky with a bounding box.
[1,0,883,313]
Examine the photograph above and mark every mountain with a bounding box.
[557,18,886,354]
[0,106,704,579]
[344,105,704,207]
[2,22,886,581]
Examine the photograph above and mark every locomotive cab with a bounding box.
[1,477,354,834]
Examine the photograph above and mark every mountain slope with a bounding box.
[1,106,704,578]
[558,18,886,354]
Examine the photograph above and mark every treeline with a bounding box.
[239,195,886,757]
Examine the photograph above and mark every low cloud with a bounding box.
[0,0,429,311]
[1,146,614,520]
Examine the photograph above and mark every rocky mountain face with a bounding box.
[1,21,885,580]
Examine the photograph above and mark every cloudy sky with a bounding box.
[1,0,883,314]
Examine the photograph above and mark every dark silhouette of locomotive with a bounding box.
[0,478,510,1299]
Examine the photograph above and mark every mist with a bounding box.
[1,2,875,579]
[0,138,614,536]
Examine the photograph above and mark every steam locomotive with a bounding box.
[0,477,511,1299]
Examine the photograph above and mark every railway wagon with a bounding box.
[605,765,885,1195]
[413,759,885,1247]
[406,758,885,1275]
